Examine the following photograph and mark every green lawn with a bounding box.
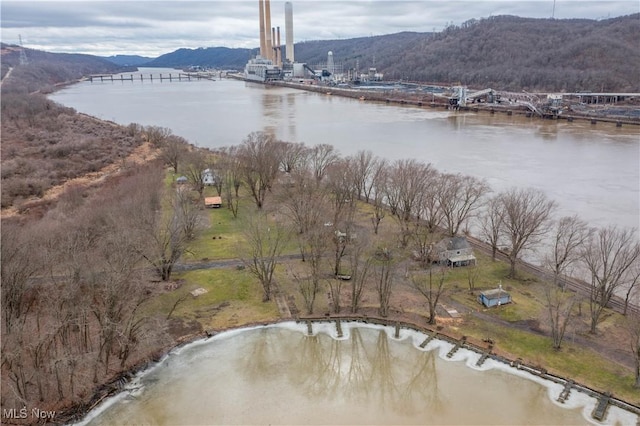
[144,268,279,330]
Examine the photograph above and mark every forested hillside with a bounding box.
[383,14,640,92]
[1,43,131,94]
[145,46,252,68]
[150,14,639,92]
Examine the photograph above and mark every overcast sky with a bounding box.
[2,1,638,57]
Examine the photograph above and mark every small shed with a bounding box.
[204,196,222,208]
[478,286,512,308]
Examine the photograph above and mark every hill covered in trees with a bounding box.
[2,13,638,93]
[148,14,639,92]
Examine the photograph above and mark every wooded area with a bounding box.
[1,42,639,423]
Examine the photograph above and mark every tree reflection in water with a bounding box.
[263,326,450,417]
[85,325,616,425]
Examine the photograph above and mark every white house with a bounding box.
[436,236,476,267]
[203,169,216,186]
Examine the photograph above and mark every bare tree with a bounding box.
[324,159,358,276]
[466,263,480,293]
[241,212,289,302]
[277,167,327,261]
[174,188,205,241]
[438,173,489,237]
[546,215,591,287]
[369,160,388,234]
[328,277,344,314]
[1,222,41,333]
[621,259,640,316]
[415,168,442,233]
[374,247,397,317]
[143,125,172,147]
[409,219,442,268]
[623,309,640,388]
[276,140,308,173]
[298,225,328,314]
[582,225,640,333]
[498,188,556,278]
[160,134,189,174]
[129,174,190,282]
[183,151,211,200]
[385,159,432,247]
[292,271,318,315]
[218,146,243,197]
[309,143,339,184]
[238,132,281,209]
[349,150,378,202]
[218,146,242,217]
[543,282,579,350]
[412,267,448,325]
[348,235,374,314]
[478,194,503,261]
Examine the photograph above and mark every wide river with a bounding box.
[50,68,640,237]
[79,322,636,425]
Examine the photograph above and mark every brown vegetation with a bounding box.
[0,92,146,211]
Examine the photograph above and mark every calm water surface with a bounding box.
[81,323,637,425]
[50,69,639,233]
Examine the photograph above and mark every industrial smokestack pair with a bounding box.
[258,0,294,66]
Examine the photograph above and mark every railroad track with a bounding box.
[465,234,640,317]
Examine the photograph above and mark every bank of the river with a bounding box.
[227,73,640,126]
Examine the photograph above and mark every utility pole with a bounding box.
[18,35,28,65]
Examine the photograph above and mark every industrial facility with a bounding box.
[242,2,638,121]
[245,0,375,84]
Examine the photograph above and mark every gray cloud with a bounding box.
[1,1,637,57]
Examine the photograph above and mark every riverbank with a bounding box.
[227,73,640,126]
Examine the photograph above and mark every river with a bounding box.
[50,68,639,236]
[79,322,637,425]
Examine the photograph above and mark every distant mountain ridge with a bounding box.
[103,54,154,66]
[146,14,640,92]
[2,13,639,92]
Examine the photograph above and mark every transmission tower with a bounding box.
[18,35,28,65]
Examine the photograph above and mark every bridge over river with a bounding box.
[86,71,216,83]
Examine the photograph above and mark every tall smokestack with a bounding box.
[259,0,266,57]
[265,0,273,61]
[276,26,282,67]
[285,2,294,63]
